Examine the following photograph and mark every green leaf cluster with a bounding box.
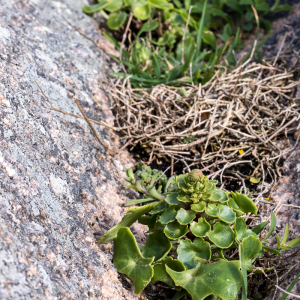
[83,0,291,87]
[98,164,299,299]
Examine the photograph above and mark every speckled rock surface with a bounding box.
[0,0,143,299]
[259,138,300,299]
[255,5,300,297]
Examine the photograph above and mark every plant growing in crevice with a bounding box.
[97,163,300,300]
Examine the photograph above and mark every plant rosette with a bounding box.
[97,164,300,300]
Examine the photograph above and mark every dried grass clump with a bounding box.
[109,56,300,199]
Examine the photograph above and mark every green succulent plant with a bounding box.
[97,164,300,300]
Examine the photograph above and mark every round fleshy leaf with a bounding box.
[230,191,257,214]
[218,189,229,203]
[203,29,217,48]
[178,181,189,191]
[241,229,259,241]
[137,20,159,38]
[234,217,247,241]
[149,201,167,215]
[242,235,262,269]
[176,174,185,184]
[177,191,190,203]
[133,0,151,20]
[205,182,215,193]
[83,2,109,14]
[114,228,154,294]
[142,231,171,262]
[227,198,244,217]
[205,203,235,224]
[164,221,189,240]
[165,192,179,205]
[190,218,211,237]
[208,190,223,202]
[177,238,211,269]
[160,206,177,224]
[176,208,196,225]
[201,193,211,200]
[166,259,242,300]
[191,201,206,212]
[218,204,236,224]
[151,257,185,290]
[98,0,123,12]
[107,12,127,30]
[208,222,235,249]
[205,203,219,217]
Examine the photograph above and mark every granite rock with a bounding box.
[258,139,300,299]
[0,0,143,299]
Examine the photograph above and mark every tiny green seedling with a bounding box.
[183,136,195,144]
[98,164,300,300]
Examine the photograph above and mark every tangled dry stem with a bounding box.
[108,54,300,202]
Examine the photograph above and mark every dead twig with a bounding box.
[274,285,300,299]
[74,97,119,153]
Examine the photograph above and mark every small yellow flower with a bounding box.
[239,149,244,155]
[266,197,270,201]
